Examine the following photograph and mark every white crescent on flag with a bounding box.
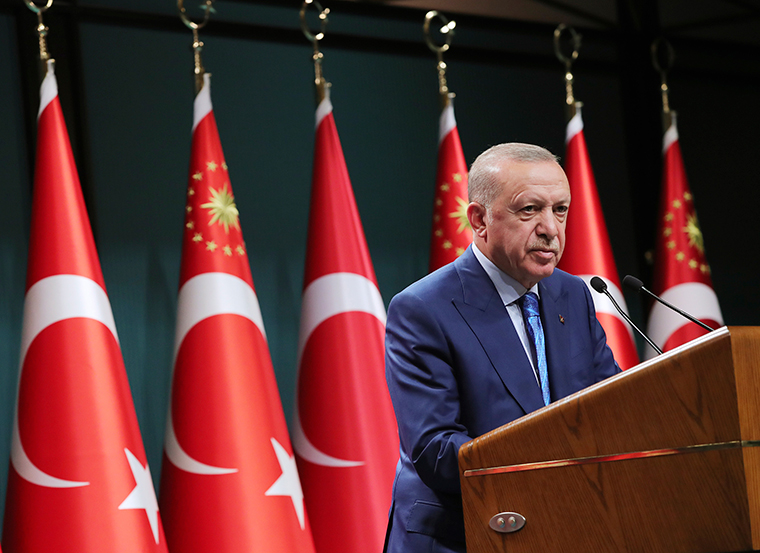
[12,274,118,488]
[645,282,723,358]
[164,272,267,475]
[292,272,386,467]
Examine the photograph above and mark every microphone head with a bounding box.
[590,276,608,293]
[623,275,644,291]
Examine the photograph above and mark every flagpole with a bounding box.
[5,3,169,549]
[23,0,54,78]
[160,3,318,551]
[553,23,582,122]
[423,10,456,109]
[645,39,723,356]
[651,37,675,131]
[300,0,330,104]
[178,0,213,94]
[295,5,399,551]
[554,23,640,369]
[424,11,472,272]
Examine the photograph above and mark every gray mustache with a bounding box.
[529,240,559,253]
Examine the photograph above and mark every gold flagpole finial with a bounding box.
[424,10,456,109]
[300,0,330,103]
[553,23,582,121]
[178,0,214,94]
[651,37,676,131]
[24,0,54,76]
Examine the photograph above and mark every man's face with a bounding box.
[470,160,571,289]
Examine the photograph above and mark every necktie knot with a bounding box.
[521,292,540,319]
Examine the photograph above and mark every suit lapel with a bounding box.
[539,275,571,401]
[452,248,544,415]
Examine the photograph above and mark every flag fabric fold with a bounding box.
[558,108,640,369]
[429,101,472,271]
[292,91,398,553]
[158,73,315,553]
[646,114,722,356]
[2,60,167,553]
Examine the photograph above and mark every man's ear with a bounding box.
[467,202,488,238]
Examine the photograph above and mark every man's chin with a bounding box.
[528,263,557,283]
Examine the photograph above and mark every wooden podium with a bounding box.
[459,326,760,552]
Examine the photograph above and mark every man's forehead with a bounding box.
[501,162,568,189]
[498,159,563,178]
[512,185,570,202]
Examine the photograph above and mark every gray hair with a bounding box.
[468,143,560,208]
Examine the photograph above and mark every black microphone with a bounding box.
[590,276,663,355]
[622,275,714,332]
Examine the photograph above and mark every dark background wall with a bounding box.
[1,0,758,523]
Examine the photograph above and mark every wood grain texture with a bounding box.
[732,327,760,549]
[459,326,760,553]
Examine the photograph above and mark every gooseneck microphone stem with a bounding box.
[590,276,664,356]
[622,275,714,332]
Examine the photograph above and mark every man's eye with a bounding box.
[555,205,569,214]
[522,205,536,213]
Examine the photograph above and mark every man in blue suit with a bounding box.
[383,143,620,553]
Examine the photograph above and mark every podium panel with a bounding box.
[459,326,760,553]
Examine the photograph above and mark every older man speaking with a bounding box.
[383,143,620,553]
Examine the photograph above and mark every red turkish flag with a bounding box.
[646,114,722,356]
[2,60,167,553]
[558,108,639,369]
[292,92,398,553]
[429,101,472,271]
[158,74,315,553]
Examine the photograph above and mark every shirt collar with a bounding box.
[472,243,539,306]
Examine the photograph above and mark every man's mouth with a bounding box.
[532,249,557,260]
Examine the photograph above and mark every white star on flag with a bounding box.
[119,448,160,544]
[265,437,306,530]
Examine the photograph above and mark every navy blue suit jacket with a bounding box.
[384,246,619,553]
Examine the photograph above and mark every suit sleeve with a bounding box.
[385,290,471,495]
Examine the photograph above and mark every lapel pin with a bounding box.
[559,314,565,324]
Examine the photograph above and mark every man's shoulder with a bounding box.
[541,268,593,306]
[393,247,481,302]
[545,267,583,287]
[393,261,462,304]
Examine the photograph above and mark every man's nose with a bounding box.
[536,209,559,239]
